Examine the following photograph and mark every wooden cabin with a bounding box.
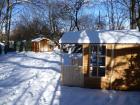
[32,37,54,52]
[59,30,140,90]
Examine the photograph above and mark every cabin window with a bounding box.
[62,44,82,53]
[90,44,106,77]
[61,44,83,66]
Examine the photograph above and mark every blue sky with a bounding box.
[10,0,130,30]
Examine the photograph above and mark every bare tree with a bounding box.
[0,0,5,41]
[116,0,140,30]
[136,0,140,31]
[0,0,42,48]
[130,0,137,29]
[103,0,128,30]
[59,0,89,31]
[78,15,96,30]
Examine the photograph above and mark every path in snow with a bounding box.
[0,51,140,105]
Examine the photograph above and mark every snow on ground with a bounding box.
[0,50,140,105]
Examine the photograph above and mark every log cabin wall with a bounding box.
[31,42,35,52]
[32,39,54,52]
[83,44,140,90]
[32,42,38,52]
[40,39,47,52]
[43,39,50,52]
[41,39,53,52]
[110,44,140,90]
[32,42,39,52]
[40,40,43,52]
[36,42,40,52]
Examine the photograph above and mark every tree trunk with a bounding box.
[137,0,140,31]
[75,10,79,31]
[0,0,5,20]
[130,0,137,29]
[8,6,12,44]
[5,0,10,48]
[110,0,115,30]
[69,16,74,31]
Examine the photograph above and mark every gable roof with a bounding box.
[59,30,140,44]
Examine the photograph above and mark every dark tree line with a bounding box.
[0,0,140,47]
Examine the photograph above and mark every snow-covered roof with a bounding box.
[0,42,5,46]
[31,37,47,42]
[59,30,140,44]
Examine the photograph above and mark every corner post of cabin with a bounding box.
[82,43,90,77]
[60,44,63,67]
[60,43,63,83]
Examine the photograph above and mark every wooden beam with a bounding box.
[82,44,90,76]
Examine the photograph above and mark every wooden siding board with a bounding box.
[60,43,140,90]
[83,44,90,75]
[111,44,140,90]
[61,65,84,87]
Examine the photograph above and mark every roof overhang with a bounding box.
[59,30,140,44]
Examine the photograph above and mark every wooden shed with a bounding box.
[32,37,54,52]
[59,30,140,90]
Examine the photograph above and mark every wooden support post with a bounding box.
[82,44,90,76]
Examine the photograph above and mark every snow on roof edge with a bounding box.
[0,42,5,46]
[32,37,48,42]
[59,30,140,44]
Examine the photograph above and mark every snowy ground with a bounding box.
[0,50,140,105]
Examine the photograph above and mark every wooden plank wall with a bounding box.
[32,39,54,52]
[31,42,35,52]
[61,44,140,90]
[83,44,90,75]
[84,44,140,90]
[61,65,84,87]
[41,39,48,52]
[110,44,140,90]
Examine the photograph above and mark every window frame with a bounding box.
[89,44,106,77]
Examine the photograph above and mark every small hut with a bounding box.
[59,30,140,90]
[32,37,54,52]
